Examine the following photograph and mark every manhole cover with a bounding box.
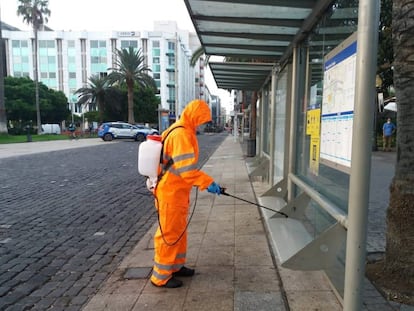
[123,267,152,279]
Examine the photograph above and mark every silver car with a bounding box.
[134,124,159,136]
[98,122,145,142]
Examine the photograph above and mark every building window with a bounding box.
[38,40,57,89]
[168,56,175,67]
[169,88,175,104]
[67,41,77,90]
[152,40,160,57]
[166,41,175,56]
[11,40,30,77]
[39,40,55,48]
[69,79,77,88]
[90,40,108,74]
[168,71,175,82]
[121,40,138,49]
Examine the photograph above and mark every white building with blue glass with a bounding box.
[2,21,206,124]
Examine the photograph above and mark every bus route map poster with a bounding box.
[320,33,357,174]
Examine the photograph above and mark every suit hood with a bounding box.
[179,99,212,130]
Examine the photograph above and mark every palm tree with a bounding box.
[190,46,208,67]
[384,0,414,284]
[108,47,156,124]
[75,74,111,123]
[17,0,50,135]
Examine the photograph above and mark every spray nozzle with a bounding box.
[220,187,228,195]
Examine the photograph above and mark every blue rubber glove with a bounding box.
[207,181,221,195]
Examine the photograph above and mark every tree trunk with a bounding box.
[127,80,135,124]
[97,98,104,123]
[385,0,414,282]
[34,29,41,135]
[0,9,8,134]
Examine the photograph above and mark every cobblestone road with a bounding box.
[0,133,227,310]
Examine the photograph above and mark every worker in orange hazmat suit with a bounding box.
[150,99,222,288]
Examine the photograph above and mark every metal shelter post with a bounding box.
[269,68,277,183]
[287,47,299,201]
[343,1,380,310]
[233,111,238,142]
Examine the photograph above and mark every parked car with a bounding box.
[134,124,159,136]
[98,122,148,142]
[41,123,61,135]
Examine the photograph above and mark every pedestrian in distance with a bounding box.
[150,99,222,288]
[88,123,94,137]
[382,117,396,151]
[68,122,77,140]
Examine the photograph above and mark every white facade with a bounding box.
[2,21,203,122]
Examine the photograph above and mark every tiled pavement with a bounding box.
[81,136,409,310]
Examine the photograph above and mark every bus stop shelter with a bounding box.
[184,1,380,310]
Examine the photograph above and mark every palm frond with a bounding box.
[17,0,51,29]
[107,46,157,123]
[74,74,111,122]
[108,47,155,88]
[190,46,205,67]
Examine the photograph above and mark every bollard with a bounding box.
[26,125,32,142]
[246,138,256,157]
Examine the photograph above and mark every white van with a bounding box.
[41,124,61,135]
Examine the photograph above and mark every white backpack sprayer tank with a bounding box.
[138,135,162,191]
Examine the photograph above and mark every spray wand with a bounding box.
[219,187,288,218]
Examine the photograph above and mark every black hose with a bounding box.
[220,187,288,218]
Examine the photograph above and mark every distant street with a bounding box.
[0,133,228,310]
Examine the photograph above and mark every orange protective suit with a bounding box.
[150,99,214,286]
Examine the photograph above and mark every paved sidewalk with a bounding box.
[82,136,345,311]
[80,136,281,310]
[0,138,107,159]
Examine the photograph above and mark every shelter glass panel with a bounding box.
[273,68,289,185]
[262,84,271,155]
[294,1,359,213]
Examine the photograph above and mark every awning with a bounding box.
[184,0,357,91]
[208,62,274,91]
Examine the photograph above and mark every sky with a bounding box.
[1,0,196,32]
[1,0,233,113]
